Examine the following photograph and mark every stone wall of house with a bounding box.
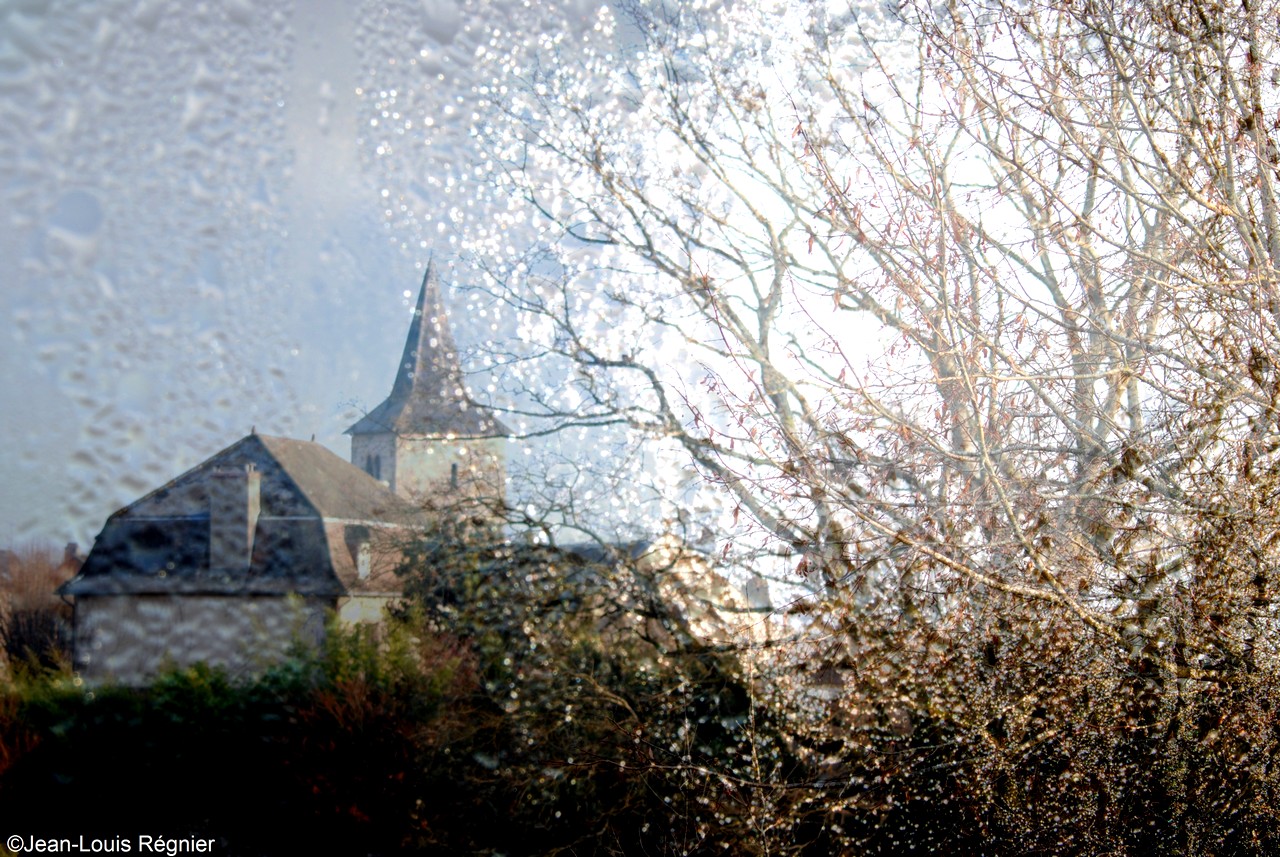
[73,594,329,684]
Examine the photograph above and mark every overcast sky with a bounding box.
[0,0,550,545]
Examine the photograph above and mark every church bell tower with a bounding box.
[346,265,507,511]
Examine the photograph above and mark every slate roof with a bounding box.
[61,434,423,598]
[345,264,508,438]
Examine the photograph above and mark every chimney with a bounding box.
[209,464,261,572]
[61,542,84,574]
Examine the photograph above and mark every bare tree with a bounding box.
[451,1,1280,845]
[466,0,1280,679]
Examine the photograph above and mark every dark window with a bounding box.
[450,462,458,489]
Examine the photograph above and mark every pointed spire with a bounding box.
[388,264,464,406]
[346,264,505,437]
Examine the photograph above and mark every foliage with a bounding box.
[2,547,1278,851]
[0,573,792,855]
[392,523,798,854]
[0,637,455,856]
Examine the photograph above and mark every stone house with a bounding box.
[60,266,508,683]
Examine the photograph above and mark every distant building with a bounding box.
[60,266,508,683]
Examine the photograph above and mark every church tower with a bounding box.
[346,265,507,511]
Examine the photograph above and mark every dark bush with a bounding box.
[0,606,70,673]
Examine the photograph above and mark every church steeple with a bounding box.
[346,265,506,502]
[387,263,463,412]
[347,264,501,438]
